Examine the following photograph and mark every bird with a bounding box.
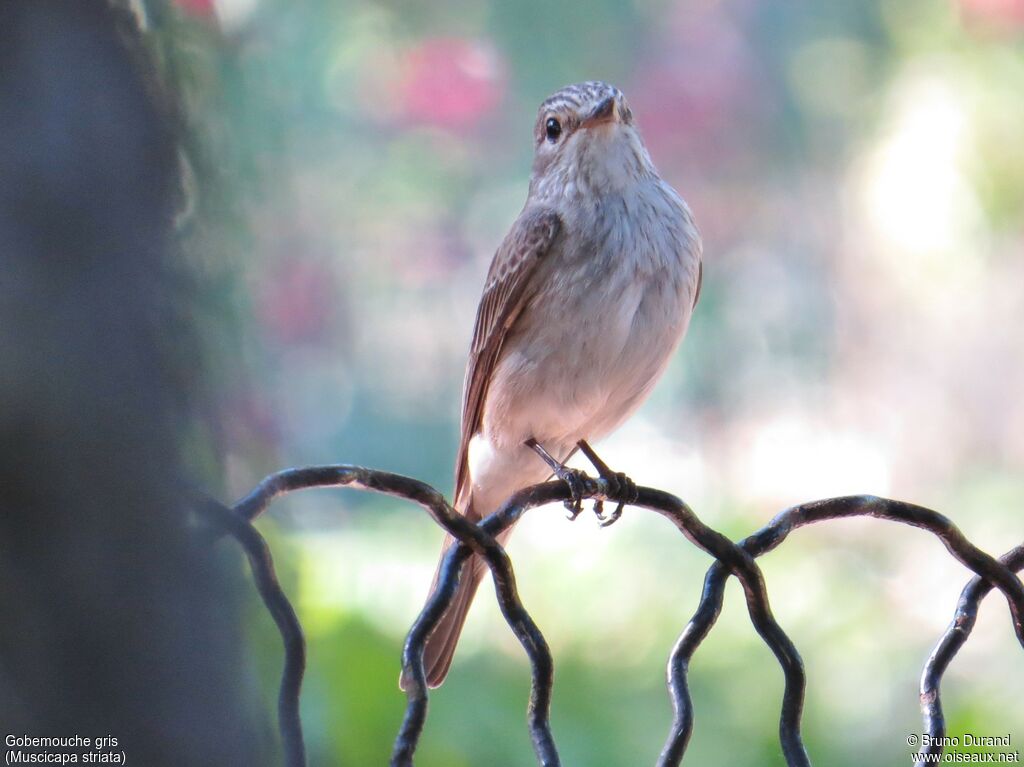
[415,81,703,688]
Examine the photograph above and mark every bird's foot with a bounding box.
[525,438,591,519]
[558,467,589,520]
[576,440,638,527]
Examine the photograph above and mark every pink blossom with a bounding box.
[959,0,1024,30]
[258,258,334,345]
[174,0,215,17]
[397,38,505,130]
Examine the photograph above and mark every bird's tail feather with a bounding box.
[399,490,489,690]
[421,552,486,688]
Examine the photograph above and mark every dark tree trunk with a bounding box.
[0,3,265,764]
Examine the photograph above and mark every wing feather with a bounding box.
[453,207,562,506]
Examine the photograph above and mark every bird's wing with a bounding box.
[454,207,562,507]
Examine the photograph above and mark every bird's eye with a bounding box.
[545,117,562,143]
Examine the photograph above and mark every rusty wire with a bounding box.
[200,464,1024,767]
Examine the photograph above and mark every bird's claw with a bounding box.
[594,470,637,528]
[598,503,622,527]
[557,467,588,520]
[574,439,638,527]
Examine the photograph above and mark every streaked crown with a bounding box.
[538,81,624,117]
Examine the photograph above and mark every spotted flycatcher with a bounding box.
[417,81,703,687]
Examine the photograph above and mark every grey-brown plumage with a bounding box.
[416,81,703,688]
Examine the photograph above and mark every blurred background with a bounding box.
[143,0,1023,763]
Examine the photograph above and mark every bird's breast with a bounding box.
[482,182,701,450]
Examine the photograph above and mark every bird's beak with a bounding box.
[582,95,617,128]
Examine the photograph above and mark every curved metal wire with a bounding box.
[204,466,1023,767]
[230,465,561,767]
[914,544,1024,767]
[195,497,307,767]
[658,495,1024,766]
[398,480,807,766]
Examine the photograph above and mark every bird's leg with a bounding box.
[524,438,589,520]
[576,439,638,527]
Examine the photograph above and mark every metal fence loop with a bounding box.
[201,465,1023,767]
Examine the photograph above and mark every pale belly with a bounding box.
[482,260,691,452]
[463,262,692,516]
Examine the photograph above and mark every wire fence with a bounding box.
[195,465,1024,767]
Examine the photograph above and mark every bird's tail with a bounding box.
[400,491,489,690]
[421,548,487,688]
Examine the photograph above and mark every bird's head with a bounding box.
[529,81,655,200]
